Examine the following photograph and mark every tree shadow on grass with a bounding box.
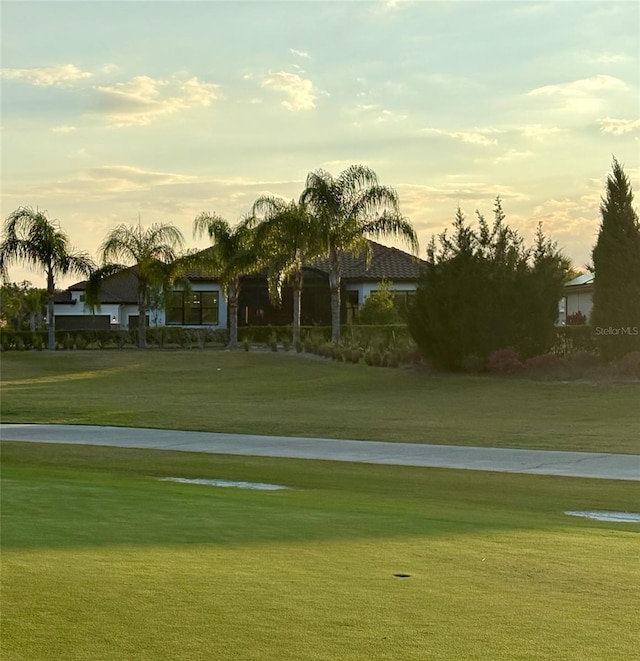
[2,442,638,551]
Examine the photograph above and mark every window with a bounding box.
[393,291,416,310]
[167,291,219,325]
[346,291,359,324]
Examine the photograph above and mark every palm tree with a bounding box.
[88,222,185,349]
[248,196,324,345]
[301,165,419,343]
[193,213,259,349]
[0,206,94,350]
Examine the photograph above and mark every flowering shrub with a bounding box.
[616,351,640,377]
[566,311,587,326]
[487,348,523,374]
[524,353,569,374]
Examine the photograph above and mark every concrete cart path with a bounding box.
[1,423,639,481]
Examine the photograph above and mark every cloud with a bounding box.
[350,104,408,125]
[517,124,566,140]
[493,149,534,164]
[84,165,197,188]
[0,63,92,87]
[261,72,317,111]
[584,53,630,64]
[93,76,220,127]
[289,48,310,59]
[380,0,414,12]
[599,117,640,135]
[528,75,628,97]
[526,75,629,113]
[421,128,500,147]
[530,196,600,258]
[322,159,369,172]
[397,180,529,204]
[52,125,77,134]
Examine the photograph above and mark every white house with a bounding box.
[54,241,426,330]
[558,273,594,325]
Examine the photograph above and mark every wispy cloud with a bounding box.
[493,149,534,164]
[52,125,77,134]
[584,52,630,64]
[1,63,92,87]
[528,75,628,97]
[289,48,310,59]
[517,124,566,140]
[350,104,408,125]
[261,72,317,111]
[93,76,221,127]
[526,75,629,113]
[599,117,640,135]
[83,165,197,188]
[421,127,501,147]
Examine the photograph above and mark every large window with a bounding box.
[393,290,416,311]
[167,291,219,325]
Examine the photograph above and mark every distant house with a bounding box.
[54,241,426,330]
[558,273,594,325]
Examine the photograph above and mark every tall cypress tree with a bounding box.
[591,158,640,360]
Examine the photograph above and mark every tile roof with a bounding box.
[58,268,140,304]
[58,240,425,303]
[309,241,425,281]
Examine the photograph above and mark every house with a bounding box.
[54,241,425,330]
[558,273,594,325]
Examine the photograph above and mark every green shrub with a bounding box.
[356,281,402,325]
[552,326,596,356]
[460,353,485,373]
[567,351,601,371]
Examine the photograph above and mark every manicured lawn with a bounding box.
[1,349,639,453]
[2,442,639,660]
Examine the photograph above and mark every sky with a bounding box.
[1,0,639,288]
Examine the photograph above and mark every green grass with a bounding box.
[2,349,639,453]
[2,442,639,660]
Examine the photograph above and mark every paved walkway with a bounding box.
[2,423,639,481]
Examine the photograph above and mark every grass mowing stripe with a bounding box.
[2,443,639,659]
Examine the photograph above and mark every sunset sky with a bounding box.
[1,0,638,287]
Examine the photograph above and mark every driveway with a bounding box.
[2,423,639,481]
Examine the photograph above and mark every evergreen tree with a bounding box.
[591,158,640,359]
[408,199,570,370]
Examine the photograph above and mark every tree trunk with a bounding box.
[328,249,341,344]
[137,286,147,349]
[228,280,240,349]
[47,272,55,351]
[292,267,303,345]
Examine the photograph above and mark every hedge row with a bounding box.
[0,327,229,351]
[0,324,597,355]
[239,324,414,350]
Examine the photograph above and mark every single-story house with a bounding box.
[557,273,594,325]
[54,241,426,330]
